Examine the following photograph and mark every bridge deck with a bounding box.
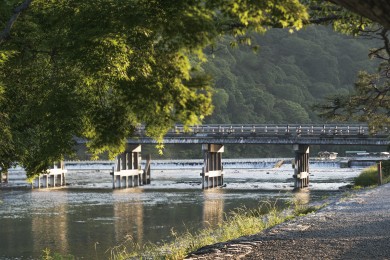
[129,124,390,145]
[75,124,390,145]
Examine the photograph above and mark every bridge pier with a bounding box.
[201,144,224,189]
[0,170,9,184]
[111,145,151,188]
[293,144,310,189]
[32,161,67,189]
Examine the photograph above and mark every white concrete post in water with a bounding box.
[31,161,67,189]
[111,145,151,189]
[293,144,310,189]
[0,171,6,184]
[201,144,224,189]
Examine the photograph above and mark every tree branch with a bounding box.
[309,15,342,25]
[327,0,390,29]
[0,0,33,45]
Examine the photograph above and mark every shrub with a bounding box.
[354,166,378,187]
[354,160,390,187]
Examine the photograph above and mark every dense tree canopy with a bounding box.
[203,26,376,125]
[0,0,308,176]
[0,0,389,176]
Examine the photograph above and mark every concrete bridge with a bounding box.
[110,124,388,190]
[128,124,390,145]
[69,124,389,190]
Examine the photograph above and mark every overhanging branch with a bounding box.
[327,0,390,29]
[0,0,33,45]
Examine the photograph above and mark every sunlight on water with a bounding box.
[0,162,363,258]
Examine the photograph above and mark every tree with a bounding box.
[1,0,390,177]
[0,0,308,177]
[327,0,390,29]
[309,4,390,132]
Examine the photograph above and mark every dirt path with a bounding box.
[187,184,390,259]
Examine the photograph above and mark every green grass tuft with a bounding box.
[109,200,321,260]
[354,161,390,187]
[41,248,74,260]
[354,166,378,187]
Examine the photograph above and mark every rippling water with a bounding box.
[0,164,362,259]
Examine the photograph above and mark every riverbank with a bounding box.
[0,167,363,258]
[187,183,390,259]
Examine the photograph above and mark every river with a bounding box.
[0,162,364,259]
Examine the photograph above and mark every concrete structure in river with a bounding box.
[111,145,151,188]
[32,161,67,189]
[0,171,9,184]
[77,124,390,189]
[201,144,224,189]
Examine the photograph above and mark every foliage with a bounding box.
[203,25,377,125]
[41,248,74,260]
[354,161,390,187]
[134,25,380,160]
[382,160,390,176]
[354,166,378,187]
[1,0,389,174]
[0,0,308,177]
[310,6,390,132]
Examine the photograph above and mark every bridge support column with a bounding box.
[111,145,151,189]
[201,144,224,189]
[293,144,310,189]
[32,161,67,189]
[0,170,8,184]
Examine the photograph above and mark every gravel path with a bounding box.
[186,184,390,259]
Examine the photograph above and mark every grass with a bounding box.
[109,200,323,260]
[353,166,378,187]
[41,248,74,260]
[354,160,390,187]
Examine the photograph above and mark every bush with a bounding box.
[381,160,390,182]
[354,166,378,187]
[354,160,390,187]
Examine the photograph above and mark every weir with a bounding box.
[32,161,67,189]
[201,144,224,189]
[111,145,151,188]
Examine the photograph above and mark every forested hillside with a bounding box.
[142,26,380,158]
[203,25,376,124]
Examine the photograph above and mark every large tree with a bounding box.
[1,0,389,177]
[308,1,390,132]
[328,0,390,29]
[0,0,307,177]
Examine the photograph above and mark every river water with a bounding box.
[0,162,363,259]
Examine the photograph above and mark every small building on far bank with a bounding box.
[380,152,390,158]
[318,151,338,160]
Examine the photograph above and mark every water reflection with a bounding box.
[203,189,225,228]
[0,167,361,258]
[31,190,69,255]
[293,189,310,205]
[113,189,144,244]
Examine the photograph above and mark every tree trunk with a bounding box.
[0,0,33,45]
[328,0,390,29]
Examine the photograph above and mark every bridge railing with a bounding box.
[134,124,389,137]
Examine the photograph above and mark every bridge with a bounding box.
[70,124,388,190]
[128,124,390,146]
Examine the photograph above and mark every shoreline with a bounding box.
[186,184,390,259]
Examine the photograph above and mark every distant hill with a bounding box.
[203,25,377,125]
